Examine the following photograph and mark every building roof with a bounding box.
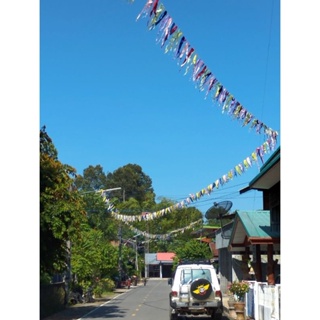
[145,252,176,265]
[191,225,220,237]
[240,146,280,193]
[156,252,175,262]
[228,210,280,253]
[196,237,212,243]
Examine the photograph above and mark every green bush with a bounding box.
[40,272,52,285]
[93,278,115,297]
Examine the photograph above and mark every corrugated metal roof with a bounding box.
[228,210,280,252]
[157,252,175,261]
[145,252,176,265]
[191,225,220,237]
[240,146,280,193]
[239,211,272,237]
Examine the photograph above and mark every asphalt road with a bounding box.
[44,279,231,320]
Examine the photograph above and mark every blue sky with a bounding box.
[40,0,280,217]
[3,1,320,315]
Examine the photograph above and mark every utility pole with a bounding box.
[65,240,71,305]
[117,189,125,288]
[145,221,149,278]
[135,240,138,274]
[117,223,123,288]
[132,235,139,275]
[123,237,139,276]
[96,187,123,288]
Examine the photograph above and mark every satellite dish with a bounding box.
[205,200,236,239]
[205,201,233,220]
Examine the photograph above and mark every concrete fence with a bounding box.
[245,281,281,320]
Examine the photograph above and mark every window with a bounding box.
[180,268,211,284]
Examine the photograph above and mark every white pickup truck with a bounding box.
[168,260,223,319]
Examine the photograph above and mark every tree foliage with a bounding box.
[40,126,86,278]
[131,198,203,253]
[106,164,156,206]
[40,127,215,286]
[71,226,119,285]
[74,165,108,191]
[172,239,212,269]
[74,165,119,241]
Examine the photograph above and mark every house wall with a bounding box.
[269,182,280,208]
[232,254,280,283]
[263,181,280,233]
[218,251,280,294]
[218,247,233,294]
[216,223,234,294]
[144,253,174,278]
[270,182,280,233]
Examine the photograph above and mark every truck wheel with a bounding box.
[211,310,222,319]
[190,278,212,300]
[169,308,178,320]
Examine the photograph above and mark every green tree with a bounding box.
[106,164,156,205]
[74,165,108,191]
[172,239,212,269]
[74,165,119,241]
[132,198,203,253]
[40,126,86,280]
[71,226,119,287]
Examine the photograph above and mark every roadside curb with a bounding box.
[222,295,236,320]
[42,284,143,320]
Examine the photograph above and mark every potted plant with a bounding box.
[228,280,250,320]
[228,280,249,302]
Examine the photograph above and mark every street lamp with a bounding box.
[101,187,122,193]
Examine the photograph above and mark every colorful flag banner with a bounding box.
[123,218,203,240]
[109,138,275,222]
[134,0,278,142]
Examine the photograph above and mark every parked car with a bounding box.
[168,259,222,320]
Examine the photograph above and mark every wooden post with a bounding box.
[255,245,262,282]
[267,244,277,285]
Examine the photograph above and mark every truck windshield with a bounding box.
[180,268,211,284]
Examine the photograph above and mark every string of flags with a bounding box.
[96,1,279,232]
[123,218,203,240]
[134,0,278,143]
[108,137,276,222]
